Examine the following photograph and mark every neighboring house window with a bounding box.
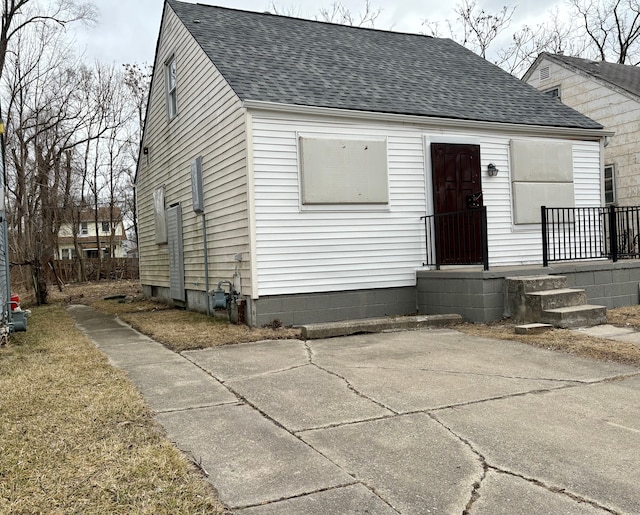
[102,221,110,233]
[61,248,76,260]
[165,56,178,119]
[544,87,560,100]
[80,222,88,235]
[604,165,616,205]
[539,66,550,80]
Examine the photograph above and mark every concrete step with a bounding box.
[507,275,568,294]
[540,304,608,329]
[300,314,464,340]
[526,288,587,315]
[506,275,569,322]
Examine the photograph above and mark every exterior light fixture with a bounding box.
[487,163,499,176]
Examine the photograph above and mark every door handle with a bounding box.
[466,192,483,209]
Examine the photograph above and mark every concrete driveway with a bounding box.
[69,306,640,514]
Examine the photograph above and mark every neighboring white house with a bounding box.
[523,53,640,206]
[57,207,127,260]
[135,0,609,326]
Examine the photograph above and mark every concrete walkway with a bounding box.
[68,305,640,514]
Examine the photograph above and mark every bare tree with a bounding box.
[269,0,382,27]
[0,0,96,80]
[122,62,152,245]
[570,0,640,64]
[423,0,515,58]
[317,0,381,28]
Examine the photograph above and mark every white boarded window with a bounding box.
[153,187,168,244]
[510,139,575,224]
[299,136,388,205]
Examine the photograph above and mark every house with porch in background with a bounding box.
[135,0,637,327]
[56,207,127,260]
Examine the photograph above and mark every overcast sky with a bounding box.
[74,0,565,65]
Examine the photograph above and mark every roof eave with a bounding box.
[242,100,612,139]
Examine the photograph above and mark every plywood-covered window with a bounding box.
[153,187,168,244]
[299,136,388,205]
[510,139,575,224]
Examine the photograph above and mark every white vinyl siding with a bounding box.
[251,113,603,294]
[251,115,425,296]
[136,6,251,295]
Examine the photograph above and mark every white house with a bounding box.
[57,207,127,260]
[136,1,610,326]
[523,53,640,206]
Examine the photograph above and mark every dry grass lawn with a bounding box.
[0,303,226,514]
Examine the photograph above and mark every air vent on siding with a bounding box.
[539,66,550,80]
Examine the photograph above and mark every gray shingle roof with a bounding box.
[166,0,602,130]
[541,53,640,99]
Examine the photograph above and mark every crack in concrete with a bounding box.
[430,413,619,514]
[305,343,399,415]
[427,413,488,515]
[182,351,400,511]
[484,468,618,514]
[327,364,640,385]
[232,482,401,513]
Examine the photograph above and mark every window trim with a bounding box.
[165,55,178,120]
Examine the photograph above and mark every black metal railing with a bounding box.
[421,207,489,270]
[541,205,640,266]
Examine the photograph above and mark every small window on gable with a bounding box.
[165,56,178,120]
[604,164,616,205]
[539,66,550,80]
[544,87,561,100]
[80,222,88,235]
[102,221,110,233]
